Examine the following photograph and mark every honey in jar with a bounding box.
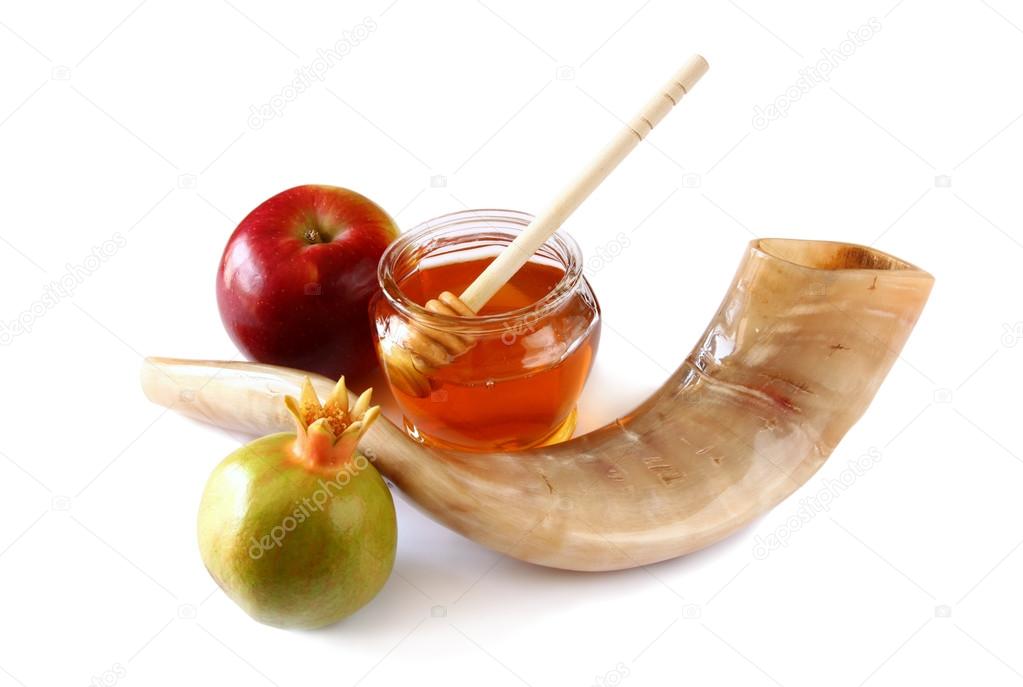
[372,209,601,452]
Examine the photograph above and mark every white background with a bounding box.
[1,0,1021,685]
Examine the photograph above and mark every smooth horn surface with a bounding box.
[141,239,933,571]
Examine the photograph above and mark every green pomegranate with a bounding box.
[198,377,396,629]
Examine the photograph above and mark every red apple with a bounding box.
[216,185,398,380]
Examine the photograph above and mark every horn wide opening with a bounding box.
[755,238,924,273]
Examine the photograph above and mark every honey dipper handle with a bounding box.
[458,54,709,312]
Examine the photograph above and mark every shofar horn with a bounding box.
[141,239,933,572]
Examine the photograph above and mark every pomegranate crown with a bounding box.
[284,377,380,468]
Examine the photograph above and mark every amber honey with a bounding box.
[372,209,601,452]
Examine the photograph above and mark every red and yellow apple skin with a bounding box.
[216,185,398,380]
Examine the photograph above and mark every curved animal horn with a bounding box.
[141,239,933,571]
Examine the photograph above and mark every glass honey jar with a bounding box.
[371,209,601,452]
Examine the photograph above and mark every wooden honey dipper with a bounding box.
[385,55,709,397]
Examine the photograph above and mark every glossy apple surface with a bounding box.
[216,185,398,380]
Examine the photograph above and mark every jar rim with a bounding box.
[376,208,584,334]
